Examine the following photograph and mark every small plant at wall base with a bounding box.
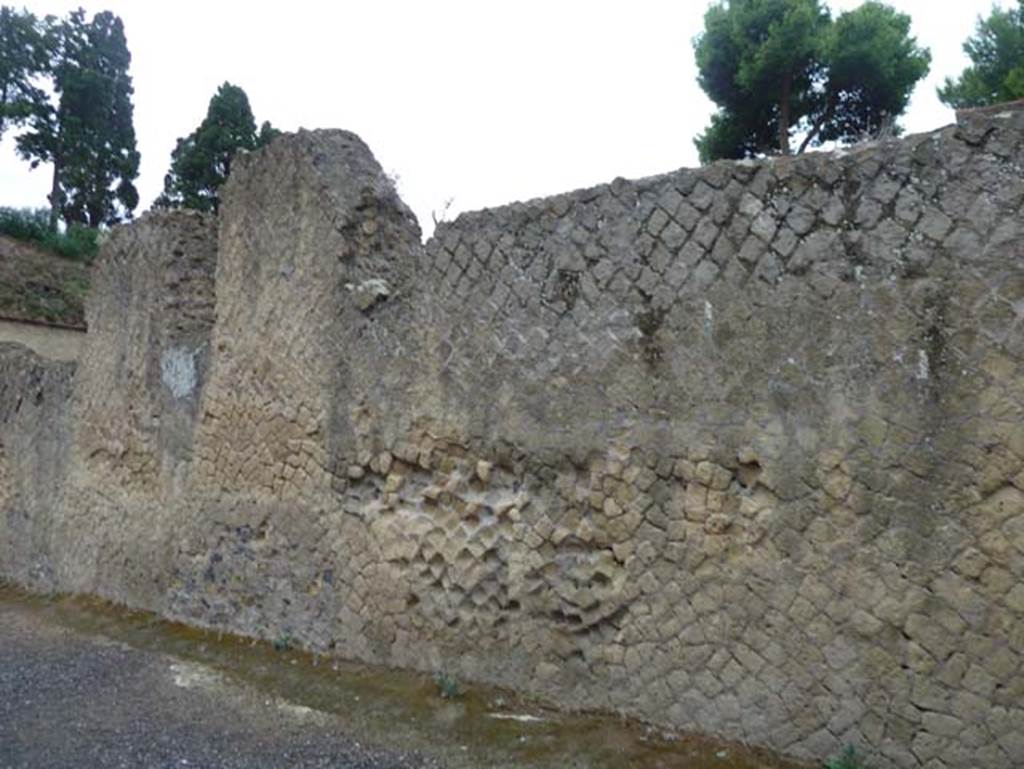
[434,671,461,699]
[824,745,870,769]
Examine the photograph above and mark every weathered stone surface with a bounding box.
[2,113,1024,769]
[0,344,74,583]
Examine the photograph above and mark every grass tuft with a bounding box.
[434,671,462,699]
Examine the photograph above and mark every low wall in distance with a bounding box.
[0,318,85,362]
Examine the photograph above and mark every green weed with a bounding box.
[825,745,869,769]
[434,671,462,699]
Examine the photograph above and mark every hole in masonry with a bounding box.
[737,459,762,488]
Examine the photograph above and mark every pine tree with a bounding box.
[939,1,1024,109]
[693,0,930,162]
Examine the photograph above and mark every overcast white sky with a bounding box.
[0,0,1009,236]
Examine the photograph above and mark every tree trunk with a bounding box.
[779,74,792,155]
[798,120,824,155]
[798,91,837,155]
[48,154,62,232]
[0,82,8,138]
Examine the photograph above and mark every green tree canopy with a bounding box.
[16,9,139,229]
[939,1,1024,109]
[156,82,280,213]
[0,6,51,139]
[693,0,931,162]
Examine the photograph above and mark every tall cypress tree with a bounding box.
[16,9,139,229]
[157,82,279,213]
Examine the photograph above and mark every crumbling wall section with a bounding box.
[189,130,424,502]
[163,131,429,654]
[0,344,75,587]
[42,210,218,599]
[69,209,217,489]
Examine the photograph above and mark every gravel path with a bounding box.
[0,601,442,769]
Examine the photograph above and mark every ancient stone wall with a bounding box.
[1,113,1023,769]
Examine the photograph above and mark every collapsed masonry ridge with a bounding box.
[2,116,1024,769]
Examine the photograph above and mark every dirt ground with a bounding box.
[0,235,89,328]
